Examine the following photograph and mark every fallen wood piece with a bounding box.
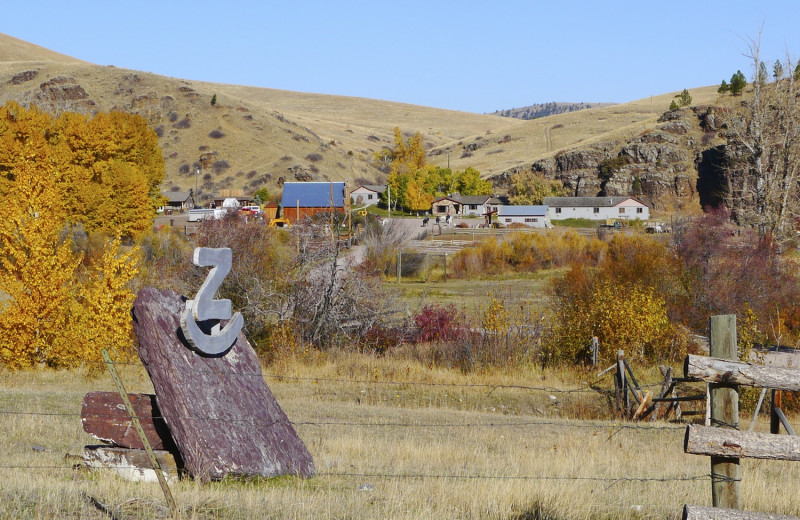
[83,445,181,483]
[685,355,800,391]
[81,392,176,451]
[683,504,800,520]
[597,363,616,378]
[684,424,800,461]
[632,391,652,420]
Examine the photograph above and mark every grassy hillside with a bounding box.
[0,33,721,204]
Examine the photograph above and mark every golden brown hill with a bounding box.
[0,33,721,206]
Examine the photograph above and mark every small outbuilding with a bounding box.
[351,185,386,206]
[497,205,550,228]
[159,190,195,213]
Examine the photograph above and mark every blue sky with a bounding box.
[4,1,800,113]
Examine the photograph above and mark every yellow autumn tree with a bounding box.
[0,138,82,369]
[0,103,145,370]
[546,272,684,365]
[0,102,165,241]
[54,109,165,240]
[74,238,139,373]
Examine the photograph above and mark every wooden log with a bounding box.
[83,445,181,483]
[81,392,176,451]
[685,424,800,461]
[683,504,800,520]
[133,287,314,481]
[685,355,800,391]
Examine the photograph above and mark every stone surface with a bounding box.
[133,287,314,481]
[84,445,180,483]
[81,391,177,451]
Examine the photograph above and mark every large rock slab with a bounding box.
[132,287,314,481]
[81,391,176,451]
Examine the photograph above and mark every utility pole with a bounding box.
[195,167,200,208]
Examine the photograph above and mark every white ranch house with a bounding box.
[543,196,649,221]
[497,205,550,228]
[351,185,386,206]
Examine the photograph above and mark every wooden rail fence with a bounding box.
[681,314,800,520]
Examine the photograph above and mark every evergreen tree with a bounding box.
[718,79,730,95]
[675,89,692,107]
[211,93,217,106]
[730,70,747,96]
[773,60,784,81]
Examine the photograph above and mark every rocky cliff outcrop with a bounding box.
[493,106,726,213]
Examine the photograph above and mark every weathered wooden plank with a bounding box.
[83,445,180,483]
[685,354,800,391]
[81,392,176,451]
[683,504,800,520]
[685,424,800,461]
[133,287,314,481]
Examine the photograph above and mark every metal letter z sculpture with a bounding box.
[180,247,244,355]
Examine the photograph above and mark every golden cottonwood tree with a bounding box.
[0,103,146,370]
[0,152,82,368]
[0,102,165,240]
[75,238,139,372]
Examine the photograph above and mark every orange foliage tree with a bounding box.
[0,102,164,241]
[0,102,154,370]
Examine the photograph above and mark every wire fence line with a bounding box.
[0,357,706,511]
[0,463,709,484]
[2,359,677,395]
[0,406,687,432]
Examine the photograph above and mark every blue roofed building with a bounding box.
[281,182,348,223]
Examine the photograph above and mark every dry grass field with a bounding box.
[2,354,799,520]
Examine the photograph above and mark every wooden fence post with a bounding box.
[616,350,628,416]
[709,314,740,510]
[396,252,402,283]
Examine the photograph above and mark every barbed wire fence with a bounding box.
[0,358,712,517]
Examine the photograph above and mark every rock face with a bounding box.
[494,106,728,212]
[132,287,314,481]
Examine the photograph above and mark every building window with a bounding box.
[619,208,625,214]
[505,218,512,223]
[469,204,478,210]
[555,207,562,214]
[593,207,600,214]
[636,207,643,214]
[367,194,373,200]
[524,218,538,223]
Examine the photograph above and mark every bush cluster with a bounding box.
[449,230,604,277]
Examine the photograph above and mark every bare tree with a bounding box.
[723,31,800,243]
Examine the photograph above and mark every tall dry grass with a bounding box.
[1,356,798,519]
